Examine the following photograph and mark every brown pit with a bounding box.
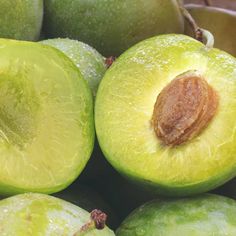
[152,73,219,146]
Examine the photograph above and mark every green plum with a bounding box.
[41,38,107,96]
[43,0,184,56]
[116,194,236,236]
[0,0,43,41]
[95,34,236,196]
[0,193,114,235]
[185,4,236,57]
[0,39,94,195]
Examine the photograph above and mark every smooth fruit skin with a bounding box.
[185,4,236,57]
[0,193,114,235]
[116,194,236,236]
[95,34,236,196]
[43,0,184,56]
[41,38,107,96]
[0,39,94,195]
[0,0,43,41]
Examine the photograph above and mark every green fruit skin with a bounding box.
[95,34,236,196]
[116,194,236,236]
[0,0,43,41]
[0,193,114,235]
[0,39,94,196]
[185,4,236,57]
[41,38,107,96]
[44,0,184,56]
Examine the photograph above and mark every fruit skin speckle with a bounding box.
[43,0,184,56]
[0,0,43,41]
[0,193,115,236]
[116,194,236,236]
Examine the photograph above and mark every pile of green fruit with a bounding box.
[0,0,236,235]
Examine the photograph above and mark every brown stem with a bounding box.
[180,6,203,42]
[105,56,116,68]
[74,210,107,236]
[203,0,212,6]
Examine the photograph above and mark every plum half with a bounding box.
[116,194,236,236]
[0,39,94,195]
[41,38,107,96]
[0,193,114,235]
[95,34,236,196]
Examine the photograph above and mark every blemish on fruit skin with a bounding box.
[105,56,116,68]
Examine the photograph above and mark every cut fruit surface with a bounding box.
[0,39,94,195]
[40,38,107,96]
[0,193,114,235]
[95,34,236,196]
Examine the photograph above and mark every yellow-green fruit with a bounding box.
[0,0,43,41]
[0,39,94,195]
[117,194,236,236]
[95,34,236,196]
[185,4,236,57]
[44,0,184,56]
[0,193,115,235]
[41,38,107,96]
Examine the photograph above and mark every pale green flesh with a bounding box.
[95,34,236,196]
[0,193,114,236]
[0,39,94,195]
[116,194,236,236]
[40,38,107,96]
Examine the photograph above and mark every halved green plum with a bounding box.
[43,0,184,56]
[185,4,236,57]
[0,0,43,41]
[116,194,236,236]
[0,39,94,195]
[95,34,236,196]
[41,38,107,96]
[0,193,114,235]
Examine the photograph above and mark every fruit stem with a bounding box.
[105,56,116,68]
[74,209,107,236]
[202,29,214,49]
[179,6,214,48]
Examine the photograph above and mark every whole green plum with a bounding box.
[0,0,43,41]
[44,0,184,56]
[117,194,236,236]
